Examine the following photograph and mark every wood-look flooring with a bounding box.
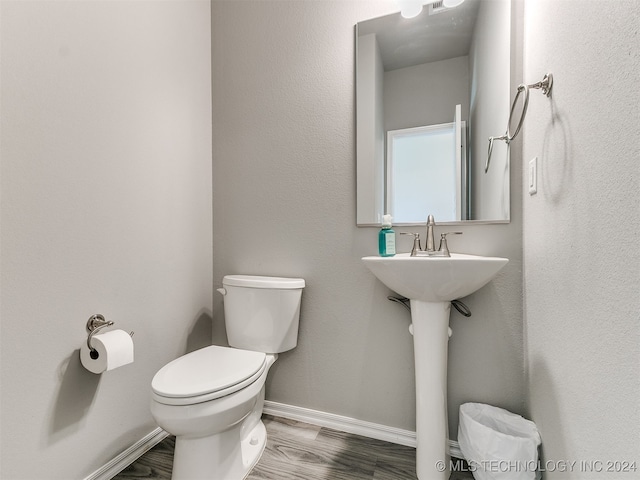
[113,415,473,480]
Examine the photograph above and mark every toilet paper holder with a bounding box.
[86,314,134,359]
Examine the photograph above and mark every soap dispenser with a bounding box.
[378,214,396,257]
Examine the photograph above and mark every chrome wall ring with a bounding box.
[485,73,553,173]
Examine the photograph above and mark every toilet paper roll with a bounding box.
[80,329,134,374]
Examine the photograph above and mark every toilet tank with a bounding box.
[220,275,305,353]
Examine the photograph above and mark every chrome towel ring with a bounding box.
[485,73,553,173]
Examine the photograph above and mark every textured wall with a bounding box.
[0,1,212,478]
[212,0,524,438]
[522,0,640,475]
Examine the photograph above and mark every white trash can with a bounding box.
[458,403,542,480]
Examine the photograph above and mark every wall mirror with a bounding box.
[356,0,511,226]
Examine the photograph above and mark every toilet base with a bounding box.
[172,419,267,480]
[240,419,267,478]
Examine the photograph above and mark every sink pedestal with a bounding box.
[411,300,451,480]
[360,253,509,480]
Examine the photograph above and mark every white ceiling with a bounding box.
[357,0,481,71]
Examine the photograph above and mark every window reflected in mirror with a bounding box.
[387,120,467,223]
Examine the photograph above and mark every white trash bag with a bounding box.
[458,403,542,480]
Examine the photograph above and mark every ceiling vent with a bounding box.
[428,1,448,15]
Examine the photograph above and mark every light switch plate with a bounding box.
[529,157,537,195]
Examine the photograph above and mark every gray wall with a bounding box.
[212,0,524,438]
[384,56,470,131]
[0,1,213,478]
[469,0,511,220]
[522,0,640,474]
[356,33,386,223]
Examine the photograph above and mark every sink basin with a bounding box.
[362,252,508,302]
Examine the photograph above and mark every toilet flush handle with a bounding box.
[216,288,226,296]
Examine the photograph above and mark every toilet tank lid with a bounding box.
[223,275,305,289]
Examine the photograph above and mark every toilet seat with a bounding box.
[152,345,267,406]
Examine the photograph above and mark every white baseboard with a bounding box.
[83,427,169,480]
[263,400,464,460]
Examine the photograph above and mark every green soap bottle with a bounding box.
[378,214,396,257]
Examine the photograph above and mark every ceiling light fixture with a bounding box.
[400,0,423,19]
[443,0,466,7]
[400,0,465,19]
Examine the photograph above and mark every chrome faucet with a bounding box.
[402,215,463,257]
[425,215,436,254]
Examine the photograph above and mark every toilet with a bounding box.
[150,275,305,480]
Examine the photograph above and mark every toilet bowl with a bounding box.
[151,346,275,479]
[150,275,304,480]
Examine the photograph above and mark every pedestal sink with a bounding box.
[362,253,508,480]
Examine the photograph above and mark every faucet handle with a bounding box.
[437,231,463,257]
[400,232,422,256]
